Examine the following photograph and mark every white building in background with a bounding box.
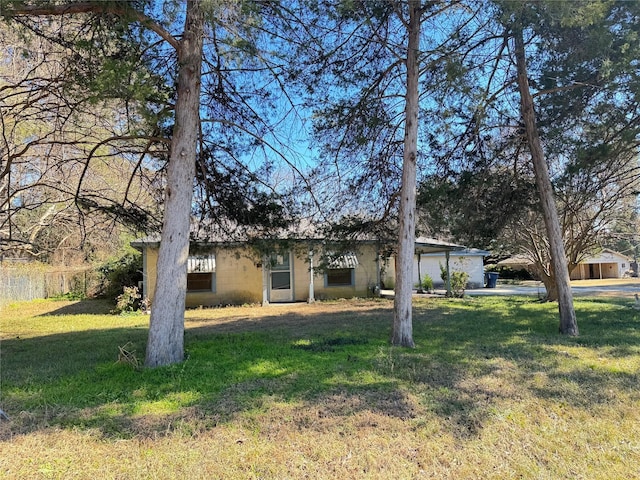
[498,248,632,281]
[569,249,632,280]
[413,248,491,289]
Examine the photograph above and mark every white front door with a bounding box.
[269,251,294,302]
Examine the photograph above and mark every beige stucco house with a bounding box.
[132,236,462,307]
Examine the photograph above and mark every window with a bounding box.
[187,254,216,292]
[270,253,290,271]
[271,271,291,290]
[324,252,358,287]
[326,268,354,286]
[187,272,214,291]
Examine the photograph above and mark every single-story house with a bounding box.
[131,235,464,307]
[497,249,631,280]
[569,249,632,280]
[412,247,490,289]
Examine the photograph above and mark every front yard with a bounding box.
[1,296,639,479]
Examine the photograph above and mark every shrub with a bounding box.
[486,264,534,281]
[450,271,470,297]
[113,286,142,314]
[98,252,143,302]
[421,273,434,292]
[439,263,470,297]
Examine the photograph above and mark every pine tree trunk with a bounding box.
[145,0,204,367]
[392,0,420,348]
[514,27,578,336]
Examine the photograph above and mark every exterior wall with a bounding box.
[570,262,626,280]
[312,244,380,300]
[291,249,310,302]
[142,246,157,302]
[570,262,618,280]
[380,256,395,290]
[196,247,262,306]
[143,246,263,307]
[141,242,384,306]
[413,253,486,289]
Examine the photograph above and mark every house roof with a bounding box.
[419,247,490,257]
[498,249,631,267]
[579,249,631,264]
[415,237,465,254]
[132,234,467,255]
[130,235,161,249]
[497,255,531,267]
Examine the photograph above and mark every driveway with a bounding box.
[464,278,640,297]
[383,278,640,299]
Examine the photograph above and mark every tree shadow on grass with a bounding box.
[0,304,487,441]
[411,297,640,435]
[1,297,639,443]
[38,298,114,316]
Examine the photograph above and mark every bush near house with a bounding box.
[485,264,535,281]
[421,273,434,292]
[112,285,142,314]
[439,264,470,297]
[449,271,469,297]
[97,252,143,302]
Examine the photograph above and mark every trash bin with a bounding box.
[486,272,499,288]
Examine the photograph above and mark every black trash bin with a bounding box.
[486,272,499,288]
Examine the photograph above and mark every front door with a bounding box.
[269,251,293,302]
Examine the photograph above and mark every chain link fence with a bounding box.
[0,264,99,305]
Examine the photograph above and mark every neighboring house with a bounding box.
[131,235,463,307]
[498,249,631,280]
[569,249,632,280]
[412,247,490,289]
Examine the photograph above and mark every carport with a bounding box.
[571,261,619,280]
[569,249,630,280]
[414,237,465,295]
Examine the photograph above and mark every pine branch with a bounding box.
[2,1,180,50]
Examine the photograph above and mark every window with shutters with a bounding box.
[325,253,358,287]
[186,254,216,292]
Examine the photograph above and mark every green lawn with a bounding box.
[1,296,639,479]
